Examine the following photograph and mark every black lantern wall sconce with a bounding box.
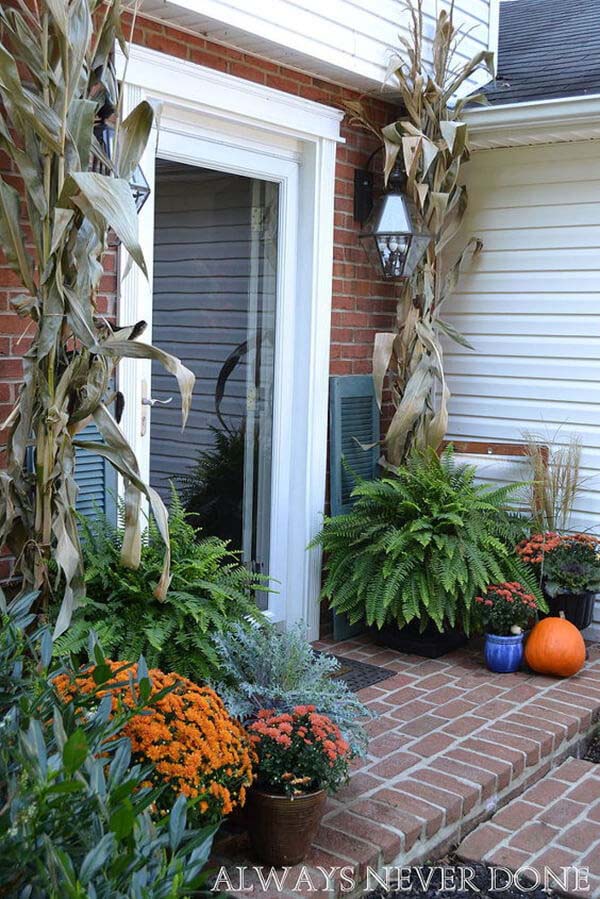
[354,151,431,281]
[93,113,151,213]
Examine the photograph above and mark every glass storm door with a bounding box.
[148,160,278,580]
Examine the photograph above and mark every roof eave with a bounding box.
[462,93,600,149]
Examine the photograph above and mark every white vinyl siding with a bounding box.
[444,140,600,540]
[140,0,497,92]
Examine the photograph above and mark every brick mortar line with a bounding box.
[316,651,600,867]
[353,697,595,806]
[475,762,600,879]
[338,734,590,899]
[315,662,600,884]
[365,660,600,723]
[316,680,600,893]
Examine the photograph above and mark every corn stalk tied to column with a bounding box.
[0,0,195,635]
[347,0,494,468]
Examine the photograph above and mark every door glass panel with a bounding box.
[150,160,278,589]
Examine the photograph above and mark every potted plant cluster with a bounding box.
[2,597,369,888]
[475,582,539,673]
[212,621,370,755]
[517,533,600,630]
[245,706,353,865]
[314,448,540,658]
[543,535,600,629]
[0,596,220,895]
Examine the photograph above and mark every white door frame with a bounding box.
[116,45,343,639]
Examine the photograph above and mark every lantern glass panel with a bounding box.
[374,234,409,280]
[93,121,150,212]
[359,189,430,280]
[130,164,151,212]
[374,193,412,233]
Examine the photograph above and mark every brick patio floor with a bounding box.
[215,632,600,897]
[457,757,600,897]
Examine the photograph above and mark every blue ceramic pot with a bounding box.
[484,633,524,673]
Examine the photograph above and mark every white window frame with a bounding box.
[116,45,343,639]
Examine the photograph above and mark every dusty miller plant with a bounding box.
[211,622,371,755]
[347,0,494,466]
[0,1,194,635]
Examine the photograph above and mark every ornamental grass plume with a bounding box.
[55,661,254,823]
[522,431,583,532]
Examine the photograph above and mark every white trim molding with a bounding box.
[464,94,600,149]
[118,43,343,143]
[116,44,343,640]
[487,0,500,75]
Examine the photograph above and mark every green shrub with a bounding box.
[313,448,540,635]
[0,594,217,898]
[212,622,370,755]
[54,489,267,681]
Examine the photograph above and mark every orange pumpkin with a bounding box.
[524,616,586,678]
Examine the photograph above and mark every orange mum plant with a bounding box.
[247,706,352,797]
[516,532,597,565]
[54,661,254,822]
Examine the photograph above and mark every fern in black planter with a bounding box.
[313,448,541,639]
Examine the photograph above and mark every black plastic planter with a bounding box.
[373,622,468,658]
[544,591,596,631]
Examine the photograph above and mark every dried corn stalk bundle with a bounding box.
[348,0,493,466]
[0,1,194,634]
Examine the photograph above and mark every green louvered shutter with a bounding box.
[74,422,117,523]
[329,375,379,640]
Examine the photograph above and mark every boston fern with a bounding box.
[54,490,267,681]
[314,448,541,634]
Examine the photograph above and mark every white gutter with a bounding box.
[462,93,600,149]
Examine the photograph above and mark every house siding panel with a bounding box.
[139,0,497,93]
[445,140,600,543]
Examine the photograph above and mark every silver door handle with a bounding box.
[140,379,173,438]
[141,396,173,406]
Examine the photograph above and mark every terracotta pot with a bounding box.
[245,787,327,866]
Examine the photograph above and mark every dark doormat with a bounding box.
[583,733,600,763]
[318,652,394,692]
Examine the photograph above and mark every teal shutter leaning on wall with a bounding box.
[74,421,117,523]
[329,375,380,640]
